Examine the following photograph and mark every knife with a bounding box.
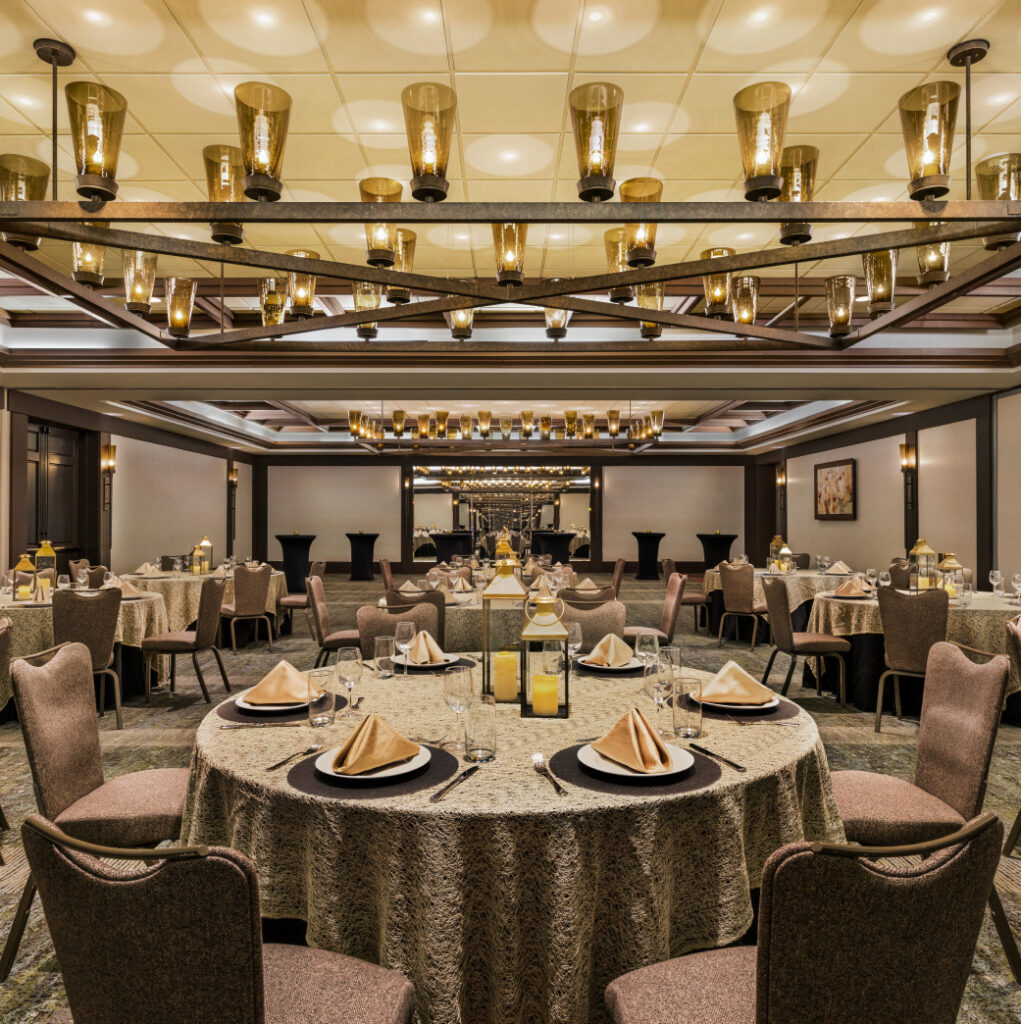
[428,764,480,802]
[220,722,305,730]
[690,743,747,773]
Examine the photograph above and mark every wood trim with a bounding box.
[253,460,268,563]
[976,401,994,583]
[8,412,26,563]
[226,455,235,558]
[94,430,110,567]
[903,429,918,555]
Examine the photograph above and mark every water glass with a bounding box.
[374,636,395,679]
[957,583,974,606]
[102,571,115,588]
[635,633,659,666]
[1012,573,1021,602]
[56,574,70,591]
[75,567,88,589]
[394,620,416,676]
[989,569,1002,592]
[465,693,496,763]
[643,658,673,738]
[865,568,878,587]
[307,667,336,728]
[335,649,362,718]
[672,670,703,738]
[566,621,583,661]
[443,665,474,753]
[878,570,891,588]
[172,558,183,574]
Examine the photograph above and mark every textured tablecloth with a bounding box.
[183,669,842,1024]
[702,567,859,608]
[124,570,286,632]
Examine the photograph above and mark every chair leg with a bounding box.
[989,885,1021,983]
[263,615,274,652]
[142,652,152,705]
[692,605,700,635]
[169,653,176,693]
[748,615,758,653]
[761,648,779,687]
[210,646,231,692]
[875,670,891,733]
[1005,807,1021,857]
[893,675,903,720]
[303,607,313,637]
[835,654,847,706]
[0,802,8,832]
[104,669,123,730]
[97,671,106,718]
[191,651,211,703]
[780,654,798,697]
[717,612,728,648]
[0,877,37,981]
[230,618,238,655]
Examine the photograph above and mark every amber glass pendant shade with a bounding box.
[285,249,319,318]
[478,411,492,438]
[701,247,735,318]
[202,144,246,244]
[499,417,513,439]
[636,281,665,338]
[235,82,292,202]
[359,177,402,267]
[349,410,362,436]
[731,275,760,324]
[353,281,382,339]
[71,221,108,287]
[122,249,158,314]
[0,154,49,249]
[733,81,790,201]
[539,415,552,440]
[862,249,897,318]
[914,220,951,286]
[606,409,621,437]
[825,275,855,338]
[66,82,127,202]
[520,410,534,438]
[418,413,431,438]
[492,223,527,285]
[450,306,474,339]
[459,414,473,438]
[402,82,456,202]
[975,153,1021,249]
[544,304,570,340]
[898,81,959,201]
[620,177,662,266]
[391,409,405,436]
[564,410,578,438]
[166,277,197,338]
[604,227,633,303]
[388,229,417,303]
[568,81,623,202]
[259,276,288,327]
[778,145,818,245]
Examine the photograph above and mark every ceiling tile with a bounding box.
[335,72,453,134]
[454,73,569,133]
[447,0,579,72]
[670,73,808,135]
[102,74,236,133]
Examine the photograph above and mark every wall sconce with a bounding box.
[702,247,735,319]
[636,281,665,338]
[101,444,117,475]
[404,476,411,489]
[71,221,107,287]
[775,462,786,516]
[359,177,402,267]
[862,249,897,318]
[66,81,127,202]
[235,81,291,202]
[733,81,791,201]
[448,306,474,339]
[775,464,786,487]
[778,145,818,245]
[227,465,239,541]
[228,466,239,488]
[402,81,456,202]
[0,154,49,250]
[898,81,959,200]
[915,220,951,286]
[286,249,319,318]
[352,281,381,340]
[122,249,158,314]
[202,144,246,244]
[259,276,288,326]
[825,274,855,338]
[731,275,760,324]
[493,222,527,285]
[975,153,1021,250]
[569,81,623,202]
[165,277,197,339]
[899,443,917,472]
[392,409,406,437]
[388,229,416,304]
[604,228,633,304]
[620,177,662,266]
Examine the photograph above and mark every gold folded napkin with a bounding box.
[452,576,473,592]
[245,660,314,705]
[577,578,599,591]
[332,714,419,775]
[587,634,634,668]
[825,560,852,574]
[212,565,227,578]
[534,577,556,599]
[399,580,421,594]
[112,577,145,598]
[591,708,672,774]
[833,577,872,598]
[406,630,447,665]
[553,561,564,568]
[135,562,161,576]
[701,660,775,705]
[32,578,49,603]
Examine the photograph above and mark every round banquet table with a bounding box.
[183,668,843,1024]
[631,531,665,580]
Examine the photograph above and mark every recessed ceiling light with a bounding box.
[549,232,564,241]
[82,9,110,24]
[455,233,470,240]
[420,8,440,22]
[12,96,38,109]
[368,118,392,131]
[587,8,607,23]
[737,231,753,240]
[251,8,278,27]
[632,122,649,132]
[918,7,942,22]
[499,150,519,162]
[988,92,1014,107]
[748,7,771,24]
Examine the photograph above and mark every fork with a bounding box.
[266,744,322,771]
[532,752,567,796]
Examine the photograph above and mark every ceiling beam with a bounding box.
[266,400,329,432]
[193,295,234,329]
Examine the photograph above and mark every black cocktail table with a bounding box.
[530,531,576,563]
[696,533,738,570]
[632,531,665,579]
[275,533,316,593]
[430,531,474,563]
[346,533,379,581]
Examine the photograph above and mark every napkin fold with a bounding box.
[112,576,145,598]
[825,560,852,574]
[32,577,49,603]
[399,580,421,594]
[587,634,634,668]
[135,562,161,576]
[212,565,227,578]
[592,708,672,774]
[245,660,314,705]
[533,577,556,600]
[406,630,447,665]
[701,660,775,705]
[332,714,420,775]
[833,577,872,598]
[577,577,599,591]
[452,576,473,592]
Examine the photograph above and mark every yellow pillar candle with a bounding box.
[39,578,51,598]
[493,651,518,701]
[531,674,559,716]
[16,585,30,600]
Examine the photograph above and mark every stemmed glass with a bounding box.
[634,633,659,668]
[818,555,831,572]
[172,558,183,574]
[878,570,892,588]
[335,649,362,718]
[443,666,474,754]
[990,570,1003,597]
[1012,573,1021,603]
[56,574,70,591]
[865,568,878,588]
[75,566,88,589]
[644,656,674,738]
[102,571,115,588]
[394,620,416,676]
[566,622,583,664]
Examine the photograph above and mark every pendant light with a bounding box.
[539,415,552,440]
[65,82,127,202]
[606,409,621,437]
[825,275,855,338]
[435,411,449,435]
[286,250,318,319]
[478,411,492,438]
[702,247,735,318]
[568,82,623,202]
[165,277,197,339]
[202,144,246,244]
[733,81,791,201]
[620,177,662,266]
[520,410,534,438]
[259,276,288,326]
[234,82,292,202]
[778,145,818,245]
[492,223,527,285]
[449,306,474,339]
[391,409,406,437]
[499,417,513,439]
[651,410,664,437]
[564,410,578,438]
[71,221,107,287]
[915,221,951,286]
[459,414,473,439]
[544,305,570,340]
[0,155,49,250]
[348,410,362,436]
[897,81,959,200]
[731,275,760,324]
[402,82,456,202]
[862,249,897,318]
[418,413,431,438]
[975,153,1021,250]
[636,281,664,338]
[352,281,382,339]
[388,229,417,303]
[604,228,633,303]
[359,177,402,267]
[122,249,158,314]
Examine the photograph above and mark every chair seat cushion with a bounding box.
[221,604,266,618]
[605,945,755,1024]
[791,632,851,655]
[751,601,768,615]
[54,768,189,847]
[831,769,966,846]
[262,943,415,1024]
[323,629,360,650]
[141,631,197,653]
[279,594,309,609]
[680,591,707,605]
[622,626,668,643]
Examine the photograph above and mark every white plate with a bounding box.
[577,743,695,778]
[392,652,461,668]
[693,694,780,712]
[235,693,311,713]
[577,655,644,672]
[820,572,855,578]
[314,744,430,782]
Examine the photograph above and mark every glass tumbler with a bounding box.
[374,636,395,679]
[672,669,703,738]
[465,693,497,763]
[307,667,336,727]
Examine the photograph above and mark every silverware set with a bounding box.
[428,764,480,802]
[689,743,746,773]
[266,744,322,771]
[532,752,568,795]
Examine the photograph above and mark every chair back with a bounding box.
[914,642,1009,820]
[86,565,108,588]
[309,560,326,580]
[232,564,271,617]
[657,573,687,640]
[379,558,393,591]
[888,562,912,589]
[610,558,625,597]
[21,814,265,1024]
[11,643,104,820]
[15,568,56,589]
[876,587,948,675]
[52,588,122,673]
[719,562,756,614]
[1007,617,1021,682]
[306,575,331,645]
[561,600,626,653]
[761,577,795,653]
[560,586,616,607]
[195,578,227,648]
[756,813,1002,1024]
[68,558,90,580]
[356,603,438,660]
[791,552,810,570]
[429,566,472,584]
[159,555,188,572]
[384,589,445,642]
[661,558,677,581]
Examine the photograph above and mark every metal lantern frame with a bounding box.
[909,538,938,589]
[480,562,529,703]
[518,594,570,720]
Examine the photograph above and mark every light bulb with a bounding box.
[588,115,604,170]
[421,119,438,173]
[253,112,271,171]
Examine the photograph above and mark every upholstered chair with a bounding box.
[306,575,359,668]
[1,643,190,981]
[86,565,108,588]
[623,573,686,646]
[605,813,1003,1024]
[609,558,625,598]
[221,564,274,654]
[52,588,123,729]
[67,557,89,581]
[141,577,230,703]
[13,568,55,590]
[429,566,472,584]
[760,577,850,702]
[278,561,325,636]
[378,558,394,591]
[560,586,617,607]
[663,558,708,635]
[1005,619,1021,858]
[717,563,768,652]
[0,618,10,864]
[384,589,445,645]
[888,562,912,589]
[561,600,626,654]
[874,587,948,731]
[790,552,810,569]
[20,813,418,1024]
[355,603,439,661]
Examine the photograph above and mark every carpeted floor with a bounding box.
[0,573,1018,1022]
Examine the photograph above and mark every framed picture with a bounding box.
[814,459,857,521]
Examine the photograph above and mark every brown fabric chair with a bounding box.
[86,565,108,588]
[761,576,850,702]
[790,552,810,569]
[609,557,625,598]
[605,813,1003,1024]
[664,557,708,634]
[356,603,439,661]
[1005,619,1021,858]
[717,563,768,652]
[379,558,394,592]
[278,561,325,636]
[1,644,189,981]
[20,813,417,1024]
[888,561,912,589]
[384,589,445,645]
[221,564,274,654]
[874,586,948,731]
[561,600,626,654]
[13,568,55,590]
[52,588,123,729]
[624,573,686,645]
[429,565,472,584]
[0,619,9,865]
[141,578,230,703]
[67,557,89,581]
[560,586,617,607]
[307,575,359,668]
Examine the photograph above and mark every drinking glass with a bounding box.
[443,665,474,753]
[394,620,417,676]
[465,693,496,763]
[451,555,463,568]
[634,633,659,667]
[335,649,362,718]
[957,583,974,606]
[566,622,583,662]
[672,668,703,738]
[644,657,674,738]
[172,558,183,574]
[878,571,891,588]
[374,636,395,679]
[75,567,88,589]
[1,572,12,596]
[989,569,1002,592]
[307,667,336,728]
[818,555,831,572]
[56,574,70,591]
[102,571,114,588]
[1012,574,1021,602]
[865,568,878,587]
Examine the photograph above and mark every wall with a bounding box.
[266,465,401,561]
[602,465,745,562]
[412,492,453,532]
[916,419,978,571]
[110,434,228,572]
[559,491,590,532]
[786,435,903,572]
[233,460,253,561]
[997,392,1021,577]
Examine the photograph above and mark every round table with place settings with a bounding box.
[182,666,842,1024]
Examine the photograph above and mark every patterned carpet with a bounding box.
[0,573,1018,1022]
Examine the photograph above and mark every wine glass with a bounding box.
[989,569,1002,592]
[335,649,362,719]
[1012,573,1021,602]
[644,657,674,738]
[865,568,878,588]
[818,555,831,572]
[394,620,417,676]
[443,666,474,754]
[566,621,583,663]
[102,571,114,588]
[634,633,659,667]
[878,571,891,588]
[56,574,70,591]
[75,566,88,589]
[172,558,183,574]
